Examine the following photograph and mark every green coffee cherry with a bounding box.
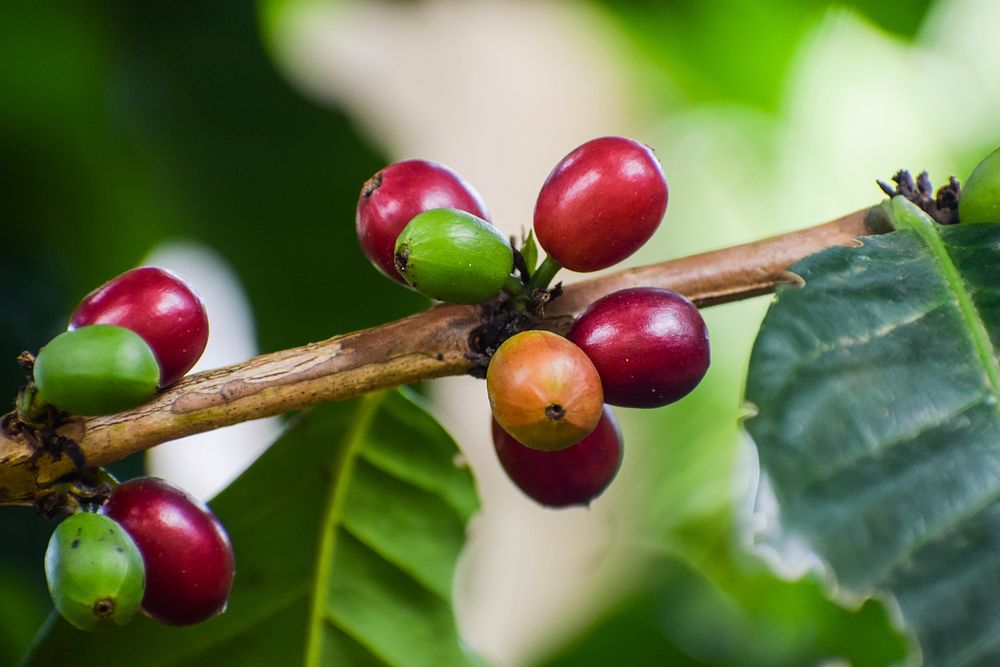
[33,325,160,416]
[960,145,1000,223]
[393,208,514,304]
[44,512,145,632]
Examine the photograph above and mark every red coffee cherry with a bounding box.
[356,159,490,283]
[533,136,668,272]
[104,477,234,626]
[492,406,623,508]
[70,267,209,387]
[487,330,604,452]
[569,287,709,408]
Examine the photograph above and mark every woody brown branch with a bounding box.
[0,208,872,506]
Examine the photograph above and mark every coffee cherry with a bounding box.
[357,159,490,283]
[959,145,1000,223]
[492,406,622,508]
[394,208,514,304]
[487,330,603,451]
[44,512,145,632]
[569,287,709,408]
[534,136,668,272]
[70,267,209,387]
[104,477,234,626]
[33,325,160,416]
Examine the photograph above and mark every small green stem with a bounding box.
[503,274,525,296]
[16,384,52,429]
[528,255,562,292]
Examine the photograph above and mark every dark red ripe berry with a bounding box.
[70,267,209,387]
[356,159,490,283]
[569,287,709,408]
[492,407,623,508]
[104,477,234,626]
[534,136,668,272]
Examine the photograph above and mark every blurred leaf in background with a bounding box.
[0,1,425,358]
[599,0,935,113]
[541,550,911,667]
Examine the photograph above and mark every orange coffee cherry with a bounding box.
[486,330,603,451]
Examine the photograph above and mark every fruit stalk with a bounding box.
[527,256,562,292]
[0,207,872,506]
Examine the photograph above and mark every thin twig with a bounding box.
[0,208,873,506]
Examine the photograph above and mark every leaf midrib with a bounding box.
[304,391,385,667]
[863,209,1000,583]
[901,209,1000,399]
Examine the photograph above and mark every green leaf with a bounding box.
[23,389,480,667]
[521,230,539,276]
[0,563,48,667]
[745,205,1000,666]
[593,1,932,113]
[540,551,909,667]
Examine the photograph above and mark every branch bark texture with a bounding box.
[0,209,872,505]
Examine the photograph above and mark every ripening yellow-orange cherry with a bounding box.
[486,330,603,451]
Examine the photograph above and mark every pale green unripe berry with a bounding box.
[33,325,160,416]
[393,208,514,304]
[45,512,145,632]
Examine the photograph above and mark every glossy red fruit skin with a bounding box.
[69,267,208,387]
[492,407,622,508]
[569,287,709,408]
[356,159,490,283]
[104,477,234,626]
[534,136,668,272]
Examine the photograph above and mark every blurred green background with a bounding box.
[2,1,999,664]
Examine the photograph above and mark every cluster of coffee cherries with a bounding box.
[18,268,235,631]
[357,136,710,508]
[45,477,235,631]
[27,267,209,419]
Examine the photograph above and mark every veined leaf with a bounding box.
[23,389,480,667]
[745,200,1000,666]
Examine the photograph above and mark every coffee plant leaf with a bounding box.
[23,389,480,667]
[746,199,1000,666]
